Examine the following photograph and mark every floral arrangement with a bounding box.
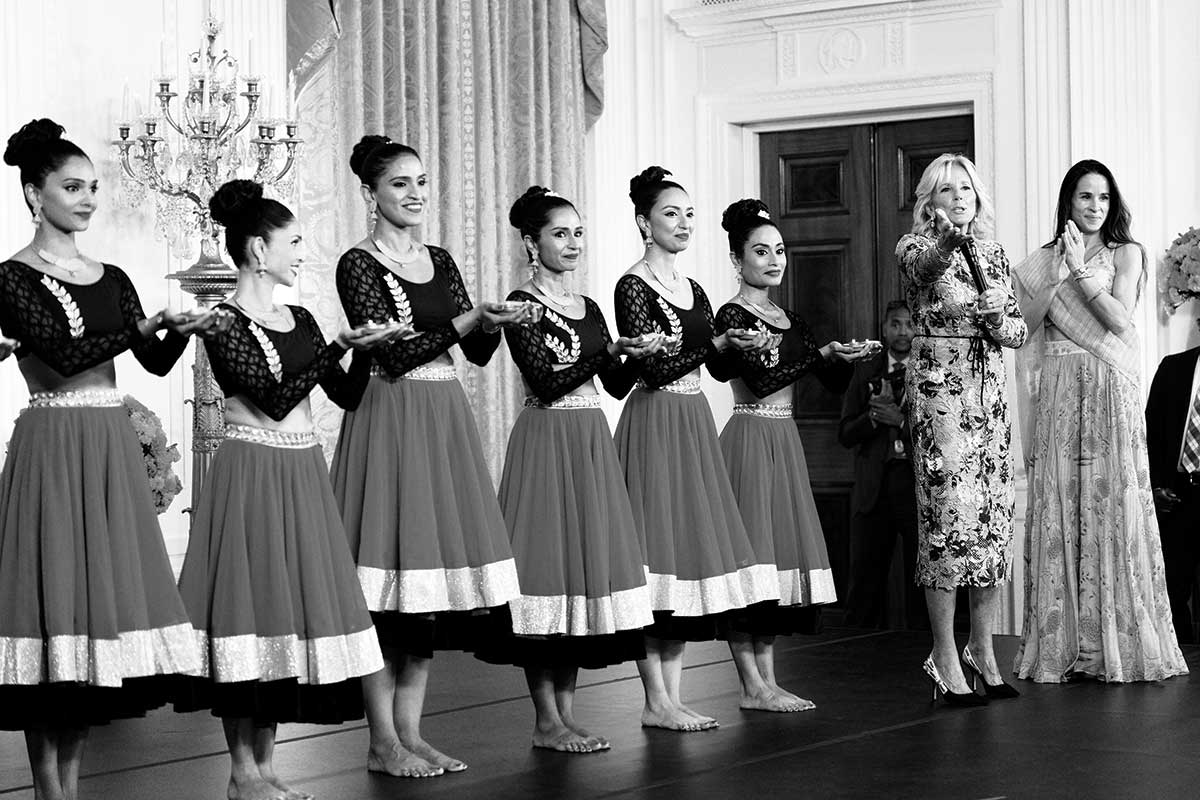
[1162,227,1200,312]
[123,395,183,514]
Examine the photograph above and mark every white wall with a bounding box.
[0,0,286,568]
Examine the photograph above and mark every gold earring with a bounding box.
[31,205,41,226]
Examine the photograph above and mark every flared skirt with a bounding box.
[330,377,519,614]
[614,389,778,618]
[177,438,383,689]
[1013,347,1187,683]
[0,405,201,727]
[499,406,653,637]
[719,414,837,608]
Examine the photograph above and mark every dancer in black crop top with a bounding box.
[0,118,223,800]
[176,180,400,800]
[711,198,869,716]
[490,187,661,754]
[330,137,530,778]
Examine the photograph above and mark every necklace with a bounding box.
[531,278,574,309]
[372,235,421,266]
[640,259,682,294]
[738,292,784,323]
[36,248,88,279]
[229,297,288,326]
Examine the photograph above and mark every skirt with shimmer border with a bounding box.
[175,434,383,724]
[614,388,779,626]
[719,413,837,636]
[0,403,201,729]
[330,375,519,651]
[479,405,653,668]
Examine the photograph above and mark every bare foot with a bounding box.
[367,741,443,778]
[676,703,719,729]
[227,775,286,800]
[402,737,468,773]
[532,723,602,753]
[257,764,313,800]
[559,712,610,750]
[767,682,804,704]
[740,690,815,713]
[640,705,707,732]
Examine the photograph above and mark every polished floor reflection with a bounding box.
[1,629,1196,799]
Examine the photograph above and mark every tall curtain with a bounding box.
[287,0,606,476]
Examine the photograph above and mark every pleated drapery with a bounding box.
[287,0,606,476]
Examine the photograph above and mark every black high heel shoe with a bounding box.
[960,645,1021,699]
[922,655,988,707]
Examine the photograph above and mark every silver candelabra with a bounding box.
[112,14,303,507]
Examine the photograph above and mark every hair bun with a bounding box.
[209,179,265,227]
[350,134,393,180]
[4,118,66,168]
[628,166,672,202]
[508,185,552,230]
[721,198,770,233]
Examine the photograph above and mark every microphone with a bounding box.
[958,240,989,293]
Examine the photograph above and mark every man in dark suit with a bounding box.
[838,300,923,629]
[1146,344,1200,644]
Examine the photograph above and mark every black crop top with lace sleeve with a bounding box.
[613,274,719,389]
[503,290,636,403]
[708,303,851,396]
[204,303,370,421]
[335,245,500,378]
[0,260,188,377]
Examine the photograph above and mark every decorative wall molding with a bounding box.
[669,0,1000,43]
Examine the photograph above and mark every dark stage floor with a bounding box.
[2,629,1197,799]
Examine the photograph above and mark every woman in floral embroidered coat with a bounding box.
[896,154,1026,705]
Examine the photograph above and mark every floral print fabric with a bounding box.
[897,233,1027,589]
[1013,251,1188,682]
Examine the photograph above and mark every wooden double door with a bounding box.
[758,115,973,606]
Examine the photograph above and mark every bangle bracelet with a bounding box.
[1072,269,1094,281]
[1086,289,1103,302]
[984,316,1002,330]
[934,243,953,262]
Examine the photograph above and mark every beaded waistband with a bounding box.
[732,402,794,419]
[225,424,318,449]
[524,394,602,410]
[371,363,458,382]
[635,377,701,395]
[27,389,123,409]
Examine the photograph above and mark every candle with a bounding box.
[286,72,295,120]
[122,81,131,121]
[262,86,273,120]
[202,0,211,20]
[201,72,210,115]
[159,40,168,76]
[247,35,255,77]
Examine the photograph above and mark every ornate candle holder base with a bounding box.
[169,235,237,510]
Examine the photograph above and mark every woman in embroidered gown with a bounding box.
[175,180,396,800]
[711,199,867,712]
[1012,160,1186,683]
[331,136,530,776]
[897,154,1027,705]
[0,118,215,800]
[489,186,659,753]
[614,166,780,732]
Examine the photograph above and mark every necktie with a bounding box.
[1179,386,1200,475]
